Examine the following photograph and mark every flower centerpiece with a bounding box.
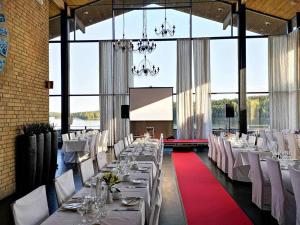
[101,172,120,193]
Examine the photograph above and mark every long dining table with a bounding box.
[42,138,162,225]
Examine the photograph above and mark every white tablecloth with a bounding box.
[62,139,90,163]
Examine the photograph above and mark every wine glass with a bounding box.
[77,202,87,225]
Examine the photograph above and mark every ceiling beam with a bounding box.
[51,0,71,17]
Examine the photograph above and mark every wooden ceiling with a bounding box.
[49,0,300,39]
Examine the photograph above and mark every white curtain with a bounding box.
[99,41,133,145]
[193,39,212,139]
[269,30,300,130]
[177,40,194,139]
[113,46,133,142]
[99,41,114,146]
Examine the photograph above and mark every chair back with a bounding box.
[287,133,300,159]
[149,187,162,225]
[216,137,222,168]
[219,137,228,173]
[75,131,81,137]
[241,133,248,142]
[224,140,234,174]
[124,137,129,147]
[248,152,263,187]
[289,165,300,225]
[69,132,76,140]
[248,135,256,146]
[235,131,240,139]
[130,133,134,143]
[62,134,69,142]
[119,139,125,150]
[95,133,101,154]
[266,158,285,222]
[12,185,49,225]
[54,170,75,206]
[273,132,286,153]
[114,142,121,160]
[256,137,264,148]
[89,134,97,160]
[207,133,213,158]
[259,130,268,147]
[79,158,95,184]
[96,152,107,171]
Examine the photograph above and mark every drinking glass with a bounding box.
[77,202,87,225]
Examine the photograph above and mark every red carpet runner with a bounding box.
[172,152,253,225]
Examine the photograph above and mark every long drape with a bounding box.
[176,40,194,139]
[269,30,300,130]
[193,39,212,139]
[99,41,133,145]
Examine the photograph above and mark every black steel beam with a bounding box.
[237,0,247,134]
[61,3,70,134]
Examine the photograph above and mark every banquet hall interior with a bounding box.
[1,0,300,225]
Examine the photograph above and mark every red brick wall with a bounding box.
[0,0,49,199]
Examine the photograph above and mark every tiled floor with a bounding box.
[0,147,279,225]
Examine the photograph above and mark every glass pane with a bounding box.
[70,96,100,129]
[246,38,268,92]
[70,43,99,94]
[133,41,176,92]
[210,39,238,92]
[49,43,61,95]
[211,94,239,130]
[247,94,270,131]
[49,96,61,130]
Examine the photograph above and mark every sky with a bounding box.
[49,5,268,113]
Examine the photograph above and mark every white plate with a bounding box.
[62,202,82,210]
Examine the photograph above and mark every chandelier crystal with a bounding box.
[132,55,160,76]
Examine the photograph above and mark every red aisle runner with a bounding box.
[172,152,253,225]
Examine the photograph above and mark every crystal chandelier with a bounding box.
[134,9,156,54]
[154,2,176,37]
[113,0,133,51]
[132,55,160,76]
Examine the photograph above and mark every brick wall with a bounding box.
[0,0,49,200]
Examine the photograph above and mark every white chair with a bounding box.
[69,132,76,140]
[62,134,69,141]
[96,152,107,171]
[273,132,287,153]
[289,165,300,225]
[95,132,101,154]
[256,137,264,148]
[259,130,268,147]
[211,135,218,163]
[12,185,49,225]
[79,158,95,185]
[208,133,213,159]
[215,137,222,169]
[248,135,256,146]
[266,158,296,225]
[130,133,134,143]
[219,138,228,173]
[119,139,125,150]
[124,137,129,148]
[75,130,81,137]
[89,134,97,160]
[149,187,162,225]
[114,143,121,160]
[224,140,250,182]
[241,133,248,142]
[54,170,75,206]
[248,152,271,210]
[287,133,300,159]
[235,131,240,139]
[99,130,108,152]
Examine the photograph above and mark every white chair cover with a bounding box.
[211,135,218,163]
[114,143,121,160]
[257,137,264,148]
[89,134,97,160]
[124,137,129,147]
[241,133,248,142]
[12,185,49,225]
[69,132,76,140]
[96,152,107,171]
[235,131,240,139]
[216,137,222,169]
[79,158,95,184]
[119,140,125,150]
[248,152,271,210]
[62,134,69,141]
[224,140,250,182]
[207,133,213,159]
[95,133,101,154]
[54,170,75,206]
[75,131,81,137]
[149,187,162,225]
[287,133,300,159]
[259,130,268,147]
[289,165,300,225]
[219,138,228,173]
[273,132,287,153]
[266,158,296,225]
[248,135,256,146]
[130,133,134,143]
[99,130,108,152]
